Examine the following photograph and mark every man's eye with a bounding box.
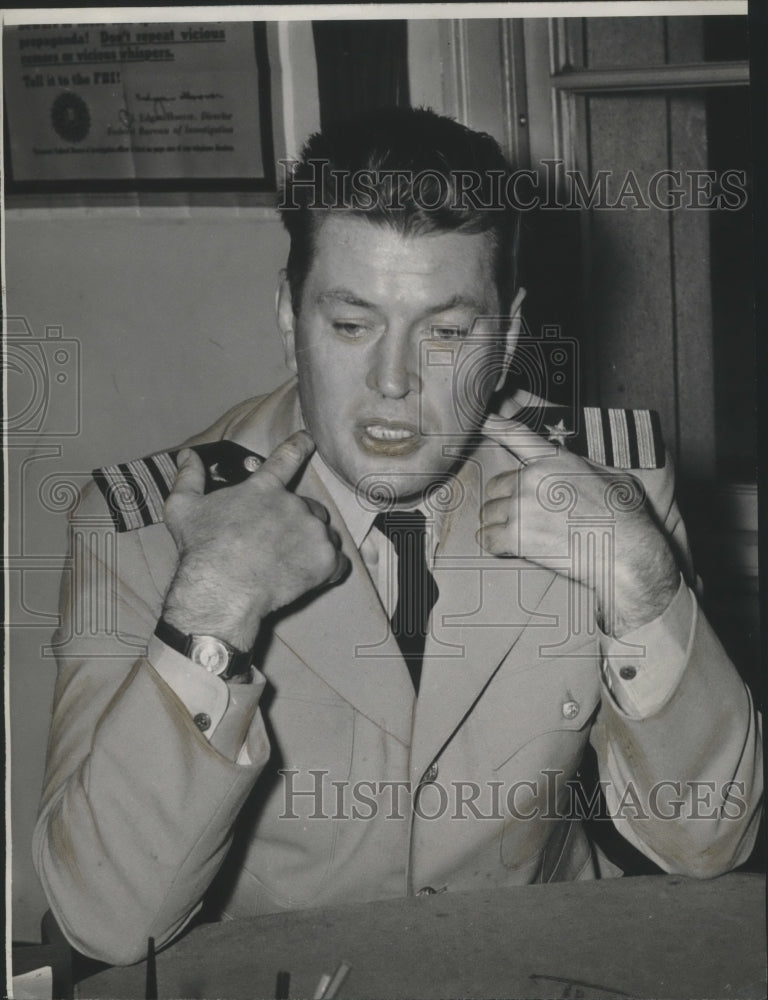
[332,321,368,338]
[431,325,468,341]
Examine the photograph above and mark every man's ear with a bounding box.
[493,287,526,391]
[276,270,297,373]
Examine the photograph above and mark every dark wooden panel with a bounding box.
[584,17,665,69]
[581,92,678,455]
[668,91,715,484]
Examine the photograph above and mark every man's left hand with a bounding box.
[477,419,679,637]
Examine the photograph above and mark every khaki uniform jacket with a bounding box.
[33,379,763,965]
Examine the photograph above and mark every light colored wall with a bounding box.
[7,206,292,940]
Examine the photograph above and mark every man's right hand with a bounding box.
[161,430,348,650]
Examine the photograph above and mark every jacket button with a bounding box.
[619,665,638,680]
[243,455,262,473]
[561,700,580,720]
[417,886,437,897]
[423,762,439,784]
[193,712,212,732]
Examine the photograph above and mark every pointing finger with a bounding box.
[299,495,330,523]
[485,470,520,501]
[475,524,516,557]
[480,497,511,527]
[326,551,351,587]
[172,448,206,497]
[483,415,558,465]
[259,431,316,487]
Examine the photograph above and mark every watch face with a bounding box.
[190,635,230,675]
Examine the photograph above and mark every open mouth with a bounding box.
[355,420,422,455]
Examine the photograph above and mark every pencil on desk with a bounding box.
[313,972,332,999]
[145,937,157,1000]
[323,961,351,999]
[275,969,291,999]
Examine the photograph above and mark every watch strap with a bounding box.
[154,617,253,680]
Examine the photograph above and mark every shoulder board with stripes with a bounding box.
[92,440,266,532]
[519,406,665,469]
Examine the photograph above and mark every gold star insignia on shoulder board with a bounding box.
[544,419,574,446]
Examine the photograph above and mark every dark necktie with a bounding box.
[374,510,440,693]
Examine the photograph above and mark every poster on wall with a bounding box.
[3,21,275,191]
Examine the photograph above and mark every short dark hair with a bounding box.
[279,106,519,314]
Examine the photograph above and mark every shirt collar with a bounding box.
[310,453,450,550]
[311,454,378,549]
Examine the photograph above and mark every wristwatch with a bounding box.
[154,617,254,681]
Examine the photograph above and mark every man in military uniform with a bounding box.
[34,107,762,965]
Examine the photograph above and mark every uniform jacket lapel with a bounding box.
[267,462,415,748]
[410,440,558,783]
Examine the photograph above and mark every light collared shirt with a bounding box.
[311,452,445,619]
